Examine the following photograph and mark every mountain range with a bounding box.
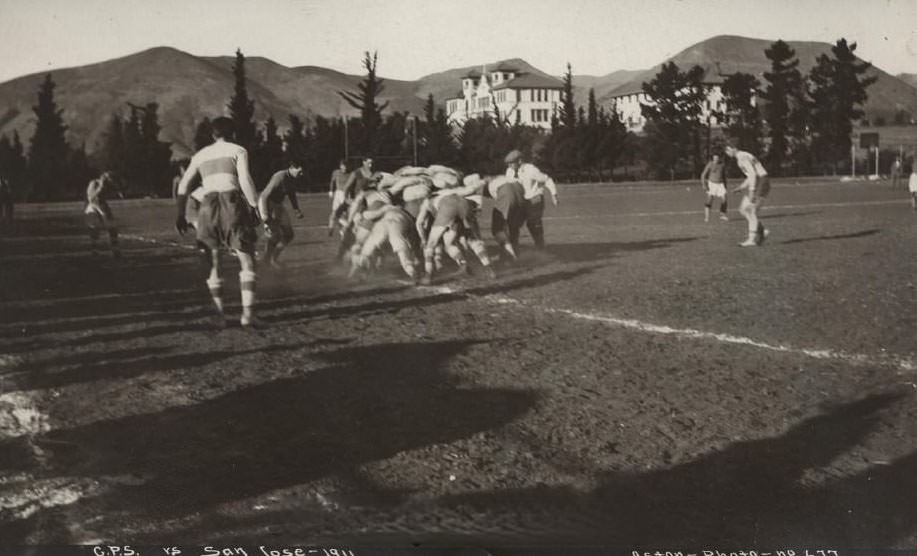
[0,35,914,159]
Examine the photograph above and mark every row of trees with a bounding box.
[0,38,881,200]
[639,38,877,179]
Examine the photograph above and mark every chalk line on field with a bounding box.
[412,283,916,373]
[544,198,908,221]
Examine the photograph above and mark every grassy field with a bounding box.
[1,179,917,549]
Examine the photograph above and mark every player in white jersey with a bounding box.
[725,145,771,247]
[84,171,123,257]
[909,164,917,211]
[175,117,261,327]
[504,150,558,248]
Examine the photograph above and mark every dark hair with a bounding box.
[211,117,235,139]
[288,159,303,169]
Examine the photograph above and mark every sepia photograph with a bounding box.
[1,0,916,553]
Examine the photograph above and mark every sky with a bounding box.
[0,0,915,84]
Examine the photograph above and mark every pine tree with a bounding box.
[228,48,258,151]
[720,72,763,154]
[641,62,707,178]
[27,74,70,200]
[808,39,877,171]
[762,40,807,175]
[587,88,598,126]
[338,51,390,155]
[0,132,28,200]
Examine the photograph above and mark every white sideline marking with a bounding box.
[544,199,908,221]
[416,284,916,372]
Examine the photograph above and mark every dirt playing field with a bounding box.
[1,179,917,550]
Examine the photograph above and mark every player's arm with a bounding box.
[235,150,259,208]
[285,179,303,217]
[544,176,559,206]
[174,157,201,234]
[700,162,711,189]
[259,174,282,223]
[328,170,337,197]
[416,199,432,242]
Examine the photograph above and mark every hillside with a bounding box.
[1,37,915,159]
[898,73,917,90]
[602,35,917,123]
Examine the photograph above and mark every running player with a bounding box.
[84,171,123,257]
[699,152,729,222]
[725,144,771,247]
[327,159,350,235]
[174,117,261,327]
[259,160,305,269]
[504,150,558,248]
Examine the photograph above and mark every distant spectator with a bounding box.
[0,174,13,225]
[891,157,903,189]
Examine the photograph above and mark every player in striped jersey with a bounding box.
[259,160,305,269]
[725,145,771,247]
[84,171,123,258]
[174,117,261,327]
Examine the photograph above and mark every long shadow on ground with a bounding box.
[1,339,539,543]
[781,229,881,245]
[442,390,917,548]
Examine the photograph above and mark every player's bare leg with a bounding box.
[205,249,227,327]
[237,252,259,327]
[442,229,470,276]
[421,224,449,285]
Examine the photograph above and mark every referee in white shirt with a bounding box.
[504,150,558,248]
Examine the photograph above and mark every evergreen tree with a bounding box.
[228,48,258,151]
[100,114,126,177]
[641,62,707,178]
[561,62,576,128]
[27,74,70,200]
[139,102,173,197]
[808,39,877,171]
[255,116,285,184]
[338,51,389,155]
[762,40,807,175]
[720,72,763,154]
[0,132,28,200]
[587,88,598,126]
[420,94,458,165]
[193,117,214,151]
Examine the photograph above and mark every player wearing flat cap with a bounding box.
[504,150,558,249]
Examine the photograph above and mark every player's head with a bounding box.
[504,149,522,169]
[711,152,721,162]
[724,145,738,158]
[362,157,373,170]
[287,160,304,177]
[211,117,235,141]
[339,159,347,171]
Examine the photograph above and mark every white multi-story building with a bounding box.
[445,64,565,130]
[608,65,733,133]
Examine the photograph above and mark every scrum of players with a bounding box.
[83,116,776,328]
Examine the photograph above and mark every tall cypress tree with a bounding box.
[0,132,28,199]
[139,102,173,197]
[228,48,257,151]
[100,113,126,177]
[561,62,576,129]
[27,74,70,200]
[762,40,806,175]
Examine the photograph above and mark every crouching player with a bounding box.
[726,144,770,247]
[175,117,262,327]
[349,206,422,283]
[259,160,305,269]
[84,171,123,258]
[416,185,495,285]
[486,174,526,261]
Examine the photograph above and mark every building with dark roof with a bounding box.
[608,62,740,132]
[445,65,564,129]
